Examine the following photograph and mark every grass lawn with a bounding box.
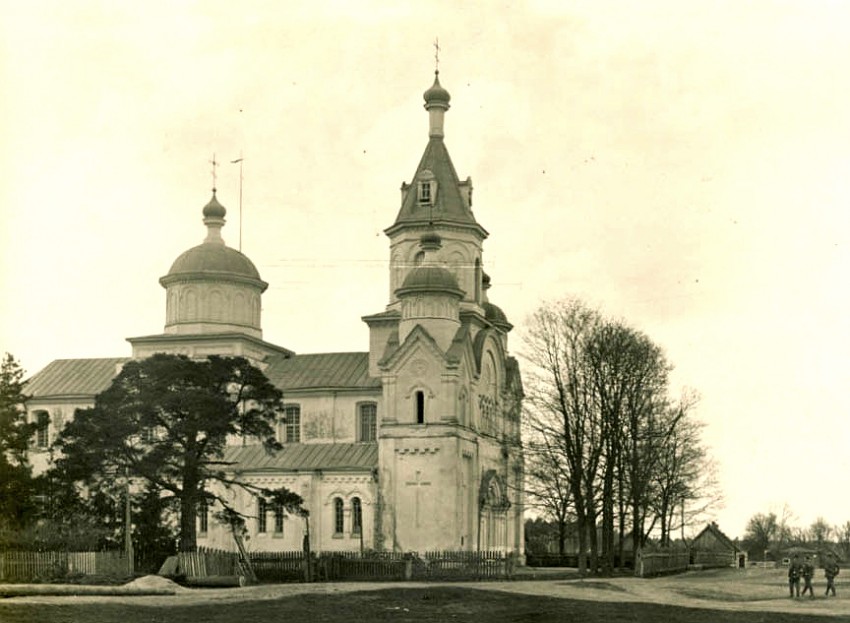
[0,586,840,623]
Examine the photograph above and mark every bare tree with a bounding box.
[743,512,779,559]
[649,399,719,545]
[808,517,832,547]
[523,299,603,575]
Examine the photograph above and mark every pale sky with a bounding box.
[2,1,849,540]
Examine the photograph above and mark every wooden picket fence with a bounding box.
[177,547,238,578]
[174,548,514,583]
[634,548,690,577]
[0,551,129,582]
[251,551,304,582]
[415,550,513,580]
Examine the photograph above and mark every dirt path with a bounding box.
[2,568,847,617]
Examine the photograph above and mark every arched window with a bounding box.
[333,497,344,534]
[415,391,425,424]
[274,501,285,535]
[358,402,377,442]
[413,251,425,266]
[198,497,209,535]
[351,497,362,535]
[474,259,481,302]
[257,498,268,533]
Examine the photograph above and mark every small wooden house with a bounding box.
[690,522,747,568]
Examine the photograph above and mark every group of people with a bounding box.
[788,553,840,598]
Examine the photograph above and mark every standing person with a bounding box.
[824,554,840,597]
[788,554,802,598]
[801,556,815,598]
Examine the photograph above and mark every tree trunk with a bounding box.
[179,491,198,552]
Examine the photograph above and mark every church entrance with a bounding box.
[478,470,510,552]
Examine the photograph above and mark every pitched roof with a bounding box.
[223,442,378,472]
[264,352,380,391]
[693,522,739,551]
[24,358,130,399]
[388,138,486,236]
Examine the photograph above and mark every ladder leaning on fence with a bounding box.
[232,531,258,584]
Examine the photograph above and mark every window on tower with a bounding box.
[415,391,425,424]
[418,181,432,204]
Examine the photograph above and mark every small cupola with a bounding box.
[395,232,465,351]
[423,71,451,139]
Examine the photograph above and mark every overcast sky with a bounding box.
[2,1,849,539]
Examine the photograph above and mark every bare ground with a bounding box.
[0,567,846,621]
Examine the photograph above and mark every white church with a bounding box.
[24,72,525,557]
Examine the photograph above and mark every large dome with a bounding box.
[161,243,265,287]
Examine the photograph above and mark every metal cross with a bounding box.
[434,38,440,72]
[209,154,219,190]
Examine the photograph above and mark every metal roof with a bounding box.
[24,358,131,399]
[265,352,380,391]
[23,351,379,401]
[223,442,378,472]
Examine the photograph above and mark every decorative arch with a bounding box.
[478,470,511,551]
[184,287,198,320]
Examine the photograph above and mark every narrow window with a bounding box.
[283,404,301,443]
[34,411,50,449]
[352,497,362,535]
[418,181,431,204]
[474,258,481,303]
[334,497,344,534]
[257,498,268,533]
[198,498,209,534]
[274,502,285,535]
[358,403,377,442]
[416,391,425,424]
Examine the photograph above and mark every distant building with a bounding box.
[24,71,525,556]
[691,522,747,568]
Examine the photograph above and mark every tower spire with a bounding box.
[434,37,440,73]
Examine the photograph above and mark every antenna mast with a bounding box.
[231,153,244,251]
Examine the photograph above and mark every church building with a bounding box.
[24,72,525,556]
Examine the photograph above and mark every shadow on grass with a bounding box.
[0,587,839,623]
[674,588,790,603]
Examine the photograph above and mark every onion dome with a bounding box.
[423,71,451,106]
[396,266,464,298]
[202,192,226,218]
